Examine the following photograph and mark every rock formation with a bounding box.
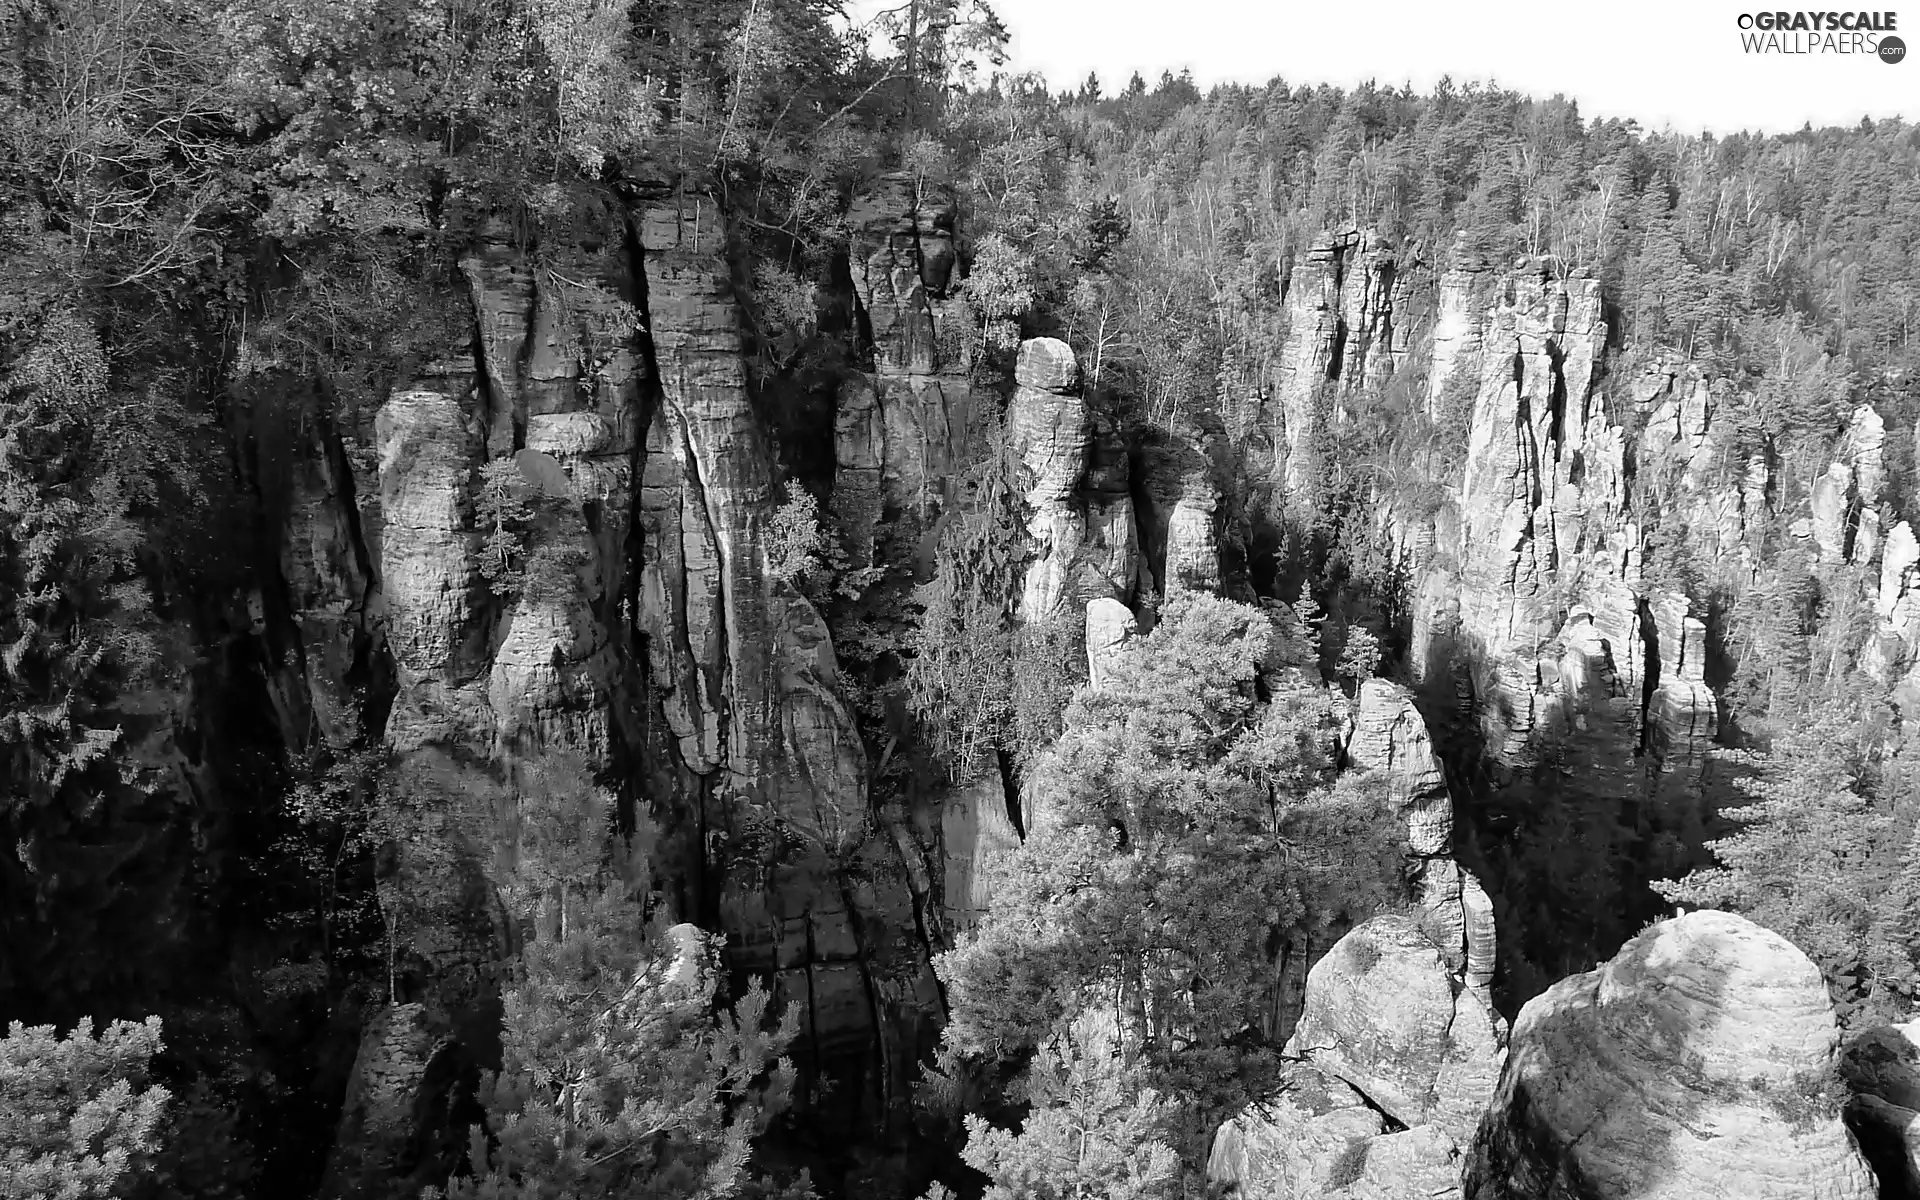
[1467,910,1876,1200]
[1285,915,1506,1143]
[1426,235,1493,417]
[837,174,983,569]
[1007,337,1140,622]
[1084,596,1137,689]
[324,220,651,1195]
[1840,1020,1920,1196]
[1275,229,1417,489]
[313,184,968,1189]
[1211,914,1495,1200]
[1207,1065,1390,1199]
[1343,679,1495,985]
[635,186,940,1124]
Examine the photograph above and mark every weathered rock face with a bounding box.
[1467,910,1876,1200]
[1840,1021,1920,1196]
[324,223,651,1196]
[245,379,387,756]
[320,1003,463,1199]
[1084,596,1137,689]
[638,193,868,848]
[1418,260,1615,759]
[315,188,957,1188]
[1133,417,1237,607]
[1212,915,1489,1200]
[837,175,983,569]
[1210,1075,1466,1200]
[1427,234,1493,418]
[1335,1126,1467,1200]
[1811,406,1886,565]
[1207,1064,1387,1200]
[637,189,944,1125]
[1392,253,1749,999]
[1007,338,1141,622]
[1347,678,1453,856]
[1343,679,1495,987]
[938,768,1022,931]
[1285,915,1506,1144]
[1275,229,1417,489]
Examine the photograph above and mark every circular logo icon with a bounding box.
[1882,35,1907,63]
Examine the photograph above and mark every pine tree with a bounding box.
[1655,717,1894,1010]
[432,758,810,1200]
[958,1013,1180,1200]
[0,1017,170,1199]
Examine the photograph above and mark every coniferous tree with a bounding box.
[0,1017,170,1199]
[433,758,809,1200]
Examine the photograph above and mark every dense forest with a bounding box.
[4,0,1920,1197]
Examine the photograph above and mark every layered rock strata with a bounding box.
[837,174,982,570]
[635,188,939,1125]
[1275,229,1417,490]
[1212,914,1498,1200]
[324,221,650,1196]
[1344,679,1495,985]
[1466,910,1876,1200]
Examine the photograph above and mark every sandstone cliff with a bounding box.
[1210,914,1499,1200]
[301,182,965,1191]
[837,174,982,571]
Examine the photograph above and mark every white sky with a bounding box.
[847,0,1914,135]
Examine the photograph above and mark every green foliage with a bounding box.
[960,232,1034,355]
[0,304,197,819]
[433,756,809,1200]
[934,594,1397,1113]
[957,1014,1180,1200]
[476,460,535,598]
[0,1017,170,1199]
[906,433,1035,776]
[766,489,828,589]
[1335,626,1382,682]
[1655,716,1896,1013]
[265,747,394,992]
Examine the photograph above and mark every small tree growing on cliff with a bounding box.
[1655,716,1894,1013]
[766,489,828,591]
[432,757,810,1200]
[934,594,1402,1141]
[957,1012,1181,1200]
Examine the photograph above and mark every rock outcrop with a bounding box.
[1347,678,1454,857]
[1211,1080,1465,1200]
[1275,229,1416,489]
[1212,914,1491,1200]
[1207,1065,1388,1200]
[1414,258,1616,760]
[1426,235,1493,417]
[1467,910,1876,1200]
[1343,679,1495,985]
[325,221,651,1196]
[636,187,941,1123]
[1841,1021,1920,1196]
[1084,596,1137,689]
[1285,915,1506,1143]
[316,185,963,1189]
[1007,338,1140,621]
[837,174,983,569]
